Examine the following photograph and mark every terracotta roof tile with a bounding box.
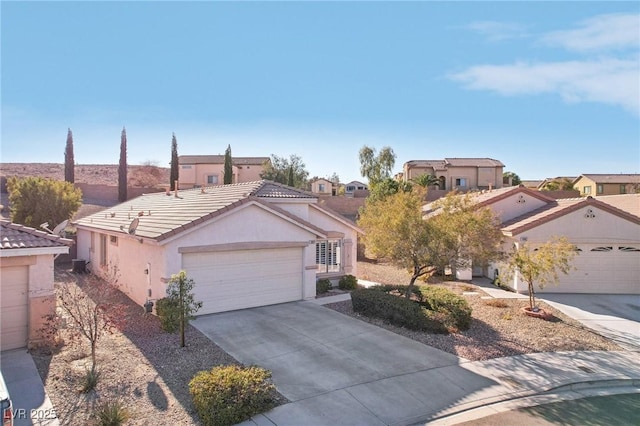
[0,221,73,250]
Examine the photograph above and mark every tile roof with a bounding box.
[1,221,73,251]
[501,195,640,236]
[74,180,319,241]
[422,186,554,216]
[444,158,505,167]
[578,174,640,184]
[179,155,269,165]
[595,194,640,218]
[406,158,504,170]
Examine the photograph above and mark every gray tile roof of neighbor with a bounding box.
[73,180,321,242]
[0,221,73,251]
[579,174,640,184]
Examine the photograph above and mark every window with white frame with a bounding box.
[316,239,342,273]
[455,178,467,187]
[207,175,219,185]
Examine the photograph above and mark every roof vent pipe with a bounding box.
[174,181,179,197]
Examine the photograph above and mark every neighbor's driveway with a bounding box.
[192,301,497,426]
[539,294,640,351]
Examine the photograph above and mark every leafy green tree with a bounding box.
[368,177,412,202]
[7,177,82,228]
[166,271,203,347]
[170,133,179,190]
[223,144,233,184]
[412,173,439,188]
[260,154,309,189]
[503,237,577,310]
[358,145,396,187]
[427,192,504,278]
[118,127,128,202]
[358,188,434,297]
[503,171,521,186]
[359,189,503,297]
[64,128,75,183]
[327,172,340,184]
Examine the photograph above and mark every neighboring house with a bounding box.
[423,186,640,294]
[177,155,270,189]
[74,181,361,315]
[0,221,72,350]
[344,181,369,198]
[310,178,335,195]
[520,180,543,189]
[403,158,504,191]
[573,174,640,197]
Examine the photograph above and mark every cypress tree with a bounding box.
[223,144,233,184]
[170,133,179,190]
[118,127,128,202]
[287,165,294,186]
[64,128,75,183]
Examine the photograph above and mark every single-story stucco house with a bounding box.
[0,221,72,350]
[424,186,640,294]
[74,181,361,315]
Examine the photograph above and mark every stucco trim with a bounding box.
[0,246,69,258]
[309,203,364,233]
[178,241,309,254]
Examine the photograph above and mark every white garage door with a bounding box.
[1,266,29,350]
[542,245,640,294]
[183,247,303,315]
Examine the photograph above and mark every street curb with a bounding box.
[423,380,640,425]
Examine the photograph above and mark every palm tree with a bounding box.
[412,173,440,188]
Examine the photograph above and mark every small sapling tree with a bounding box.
[166,270,203,347]
[504,236,578,310]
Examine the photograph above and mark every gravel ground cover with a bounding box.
[32,266,286,426]
[324,261,622,361]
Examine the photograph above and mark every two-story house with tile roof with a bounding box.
[403,158,504,191]
[177,155,270,189]
[573,174,640,197]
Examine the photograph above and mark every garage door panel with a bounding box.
[184,248,303,315]
[541,246,639,294]
[1,266,29,350]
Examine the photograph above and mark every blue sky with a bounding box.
[2,1,639,183]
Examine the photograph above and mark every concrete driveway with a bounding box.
[192,301,498,426]
[539,294,640,350]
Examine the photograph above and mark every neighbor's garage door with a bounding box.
[542,245,639,294]
[1,266,29,350]
[183,247,303,315]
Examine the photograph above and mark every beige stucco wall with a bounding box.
[311,179,333,194]
[236,164,264,182]
[486,192,550,223]
[495,205,640,293]
[179,163,264,188]
[308,206,359,277]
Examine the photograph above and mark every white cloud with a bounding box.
[541,13,640,52]
[450,57,639,114]
[466,21,529,41]
[451,13,640,115]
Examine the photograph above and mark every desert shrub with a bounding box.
[484,299,509,308]
[420,286,472,331]
[351,288,447,333]
[369,284,425,302]
[155,297,180,333]
[95,399,130,425]
[189,365,276,426]
[338,275,358,290]
[316,279,332,295]
[81,368,100,393]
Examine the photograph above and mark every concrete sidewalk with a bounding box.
[0,349,59,426]
[245,350,640,426]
